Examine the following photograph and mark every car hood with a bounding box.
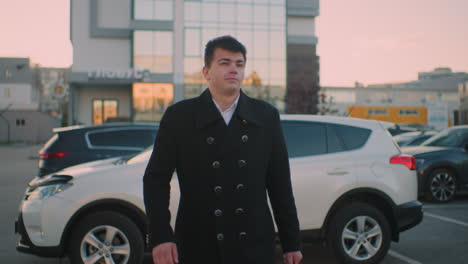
[400,146,450,156]
[50,156,128,178]
[29,157,125,188]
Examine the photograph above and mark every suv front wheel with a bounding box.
[68,211,144,264]
[327,203,391,264]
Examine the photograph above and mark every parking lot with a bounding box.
[1,144,467,264]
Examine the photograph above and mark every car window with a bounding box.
[39,133,58,152]
[326,125,345,153]
[423,130,460,147]
[460,132,468,146]
[333,124,371,150]
[88,128,157,148]
[281,121,327,157]
[394,132,418,145]
[407,135,431,146]
[387,127,415,136]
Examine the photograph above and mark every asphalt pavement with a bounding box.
[1,144,467,264]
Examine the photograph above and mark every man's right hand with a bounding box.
[152,242,179,264]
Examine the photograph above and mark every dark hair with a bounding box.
[204,35,247,67]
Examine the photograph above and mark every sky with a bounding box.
[1,0,467,86]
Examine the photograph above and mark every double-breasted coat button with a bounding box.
[236,184,245,192]
[239,232,247,240]
[235,208,244,216]
[217,233,224,241]
[212,161,220,168]
[238,160,246,168]
[214,209,223,216]
[241,135,248,143]
[214,186,222,194]
[206,137,215,144]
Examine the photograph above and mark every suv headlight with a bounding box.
[26,183,72,201]
[26,174,74,201]
[27,183,72,201]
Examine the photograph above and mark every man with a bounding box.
[143,35,302,264]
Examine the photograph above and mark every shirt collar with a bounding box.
[212,95,240,113]
[195,89,264,128]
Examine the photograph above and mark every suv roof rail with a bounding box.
[52,122,159,133]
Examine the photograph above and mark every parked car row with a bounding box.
[401,125,468,203]
[387,124,468,203]
[17,115,423,264]
[36,121,468,206]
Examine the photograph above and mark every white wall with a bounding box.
[355,89,458,108]
[71,0,131,71]
[0,84,37,110]
[98,0,130,28]
[287,17,316,37]
[76,85,131,125]
[0,111,60,143]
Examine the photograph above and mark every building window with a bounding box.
[133,83,174,122]
[5,70,12,79]
[368,109,388,115]
[4,87,12,97]
[399,109,419,116]
[133,31,173,73]
[183,0,287,111]
[16,119,26,126]
[92,99,118,125]
[134,0,173,20]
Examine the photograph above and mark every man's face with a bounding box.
[203,48,245,95]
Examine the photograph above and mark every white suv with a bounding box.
[16,115,423,264]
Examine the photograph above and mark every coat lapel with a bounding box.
[195,89,224,129]
[235,90,264,127]
[194,89,265,159]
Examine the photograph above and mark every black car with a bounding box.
[38,123,159,176]
[394,131,437,147]
[401,125,468,202]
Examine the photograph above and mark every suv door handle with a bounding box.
[327,169,349,176]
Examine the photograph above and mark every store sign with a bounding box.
[88,69,150,80]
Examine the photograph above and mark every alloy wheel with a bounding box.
[341,216,383,261]
[430,171,456,202]
[80,225,131,264]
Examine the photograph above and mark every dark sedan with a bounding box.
[401,125,468,202]
[38,123,159,176]
[394,131,437,147]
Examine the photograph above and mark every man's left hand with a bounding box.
[283,251,303,264]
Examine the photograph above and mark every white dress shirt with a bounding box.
[212,95,240,125]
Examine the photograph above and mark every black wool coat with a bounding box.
[143,89,301,264]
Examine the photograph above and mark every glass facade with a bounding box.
[134,0,173,20]
[133,31,173,73]
[92,99,118,125]
[133,83,174,122]
[183,0,287,111]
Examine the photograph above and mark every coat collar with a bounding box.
[195,88,263,128]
